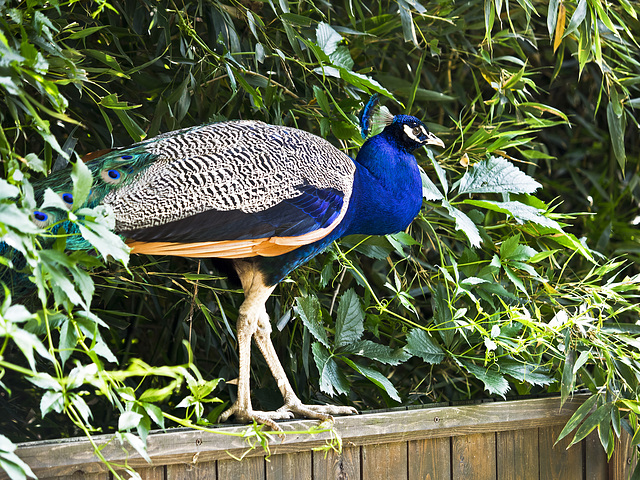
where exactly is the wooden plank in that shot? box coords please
[407,437,450,480]
[496,428,538,480]
[40,473,110,480]
[166,460,216,479]
[539,424,583,480]
[135,466,165,480]
[584,431,607,480]
[362,442,407,480]
[10,396,589,478]
[218,455,264,480]
[313,446,360,480]
[609,429,637,480]
[265,451,312,480]
[451,432,496,480]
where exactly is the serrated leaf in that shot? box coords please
[421,167,444,200]
[311,342,349,396]
[464,199,562,230]
[316,22,343,55]
[41,391,64,417]
[458,359,510,397]
[119,411,143,431]
[406,329,445,364]
[343,358,400,402]
[457,156,541,195]
[345,339,411,365]
[294,295,329,348]
[499,359,555,386]
[443,201,482,248]
[335,289,364,347]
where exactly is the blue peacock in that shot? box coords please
[3,96,444,429]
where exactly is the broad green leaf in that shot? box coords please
[406,329,445,364]
[443,201,482,248]
[458,359,510,397]
[335,289,364,347]
[345,339,411,365]
[294,295,329,348]
[316,23,343,56]
[343,358,400,402]
[499,359,554,386]
[119,411,143,431]
[421,167,444,200]
[457,156,541,195]
[312,342,349,396]
[463,199,562,230]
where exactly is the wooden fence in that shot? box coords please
[7,396,637,480]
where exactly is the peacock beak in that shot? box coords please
[424,131,445,148]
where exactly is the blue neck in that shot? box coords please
[342,133,422,236]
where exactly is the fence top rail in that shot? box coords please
[10,395,588,478]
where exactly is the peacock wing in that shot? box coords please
[99,121,356,258]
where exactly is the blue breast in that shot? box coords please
[258,134,422,284]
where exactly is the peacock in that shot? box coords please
[5,97,444,429]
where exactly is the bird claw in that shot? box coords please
[218,402,357,431]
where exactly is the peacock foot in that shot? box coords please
[218,401,357,431]
[218,403,294,431]
[275,401,358,421]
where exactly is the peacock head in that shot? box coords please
[360,95,444,152]
[386,115,445,152]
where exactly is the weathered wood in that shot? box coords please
[610,429,637,480]
[166,460,216,479]
[362,442,407,480]
[539,424,583,480]
[266,451,312,480]
[584,431,607,480]
[407,437,450,480]
[451,432,496,480]
[12,396,588,477]
[313,446,360,480]
[218,455,264,480]
[40,473,109,480]
[496,428,538,480]
[135,466,165,480]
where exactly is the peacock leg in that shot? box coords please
[253,316,358,420]
[218,262,293,430]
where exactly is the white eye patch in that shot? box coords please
[403,124,429,142]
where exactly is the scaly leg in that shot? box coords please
[218,263,290,430]
[218,260,357,429]
[253,314,358,420]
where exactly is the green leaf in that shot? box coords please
[345,339,411,365]
[499,359,554,386]
[343,358,400,402]
[458,359,510,397]
[443,201,482,248]
[463,199,562,230]
[406,329,445,364]
[457,156,541,195]
[40,391,64,417]
[571,403,613,446]
[607,101,626,170]
[556,394,599,444]
[294,295,329,348]
[311,342,349,396]
[562,0,587,39]
[316,23,343,56]
[421,167,444,201]
[119,411,143,431]
[335,289,364,347]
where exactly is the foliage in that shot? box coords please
[1,0,640,478]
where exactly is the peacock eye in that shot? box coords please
[412,126,423,137]
[61,192,73,205]
[101,168,123,185]
[31,210,51,227]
